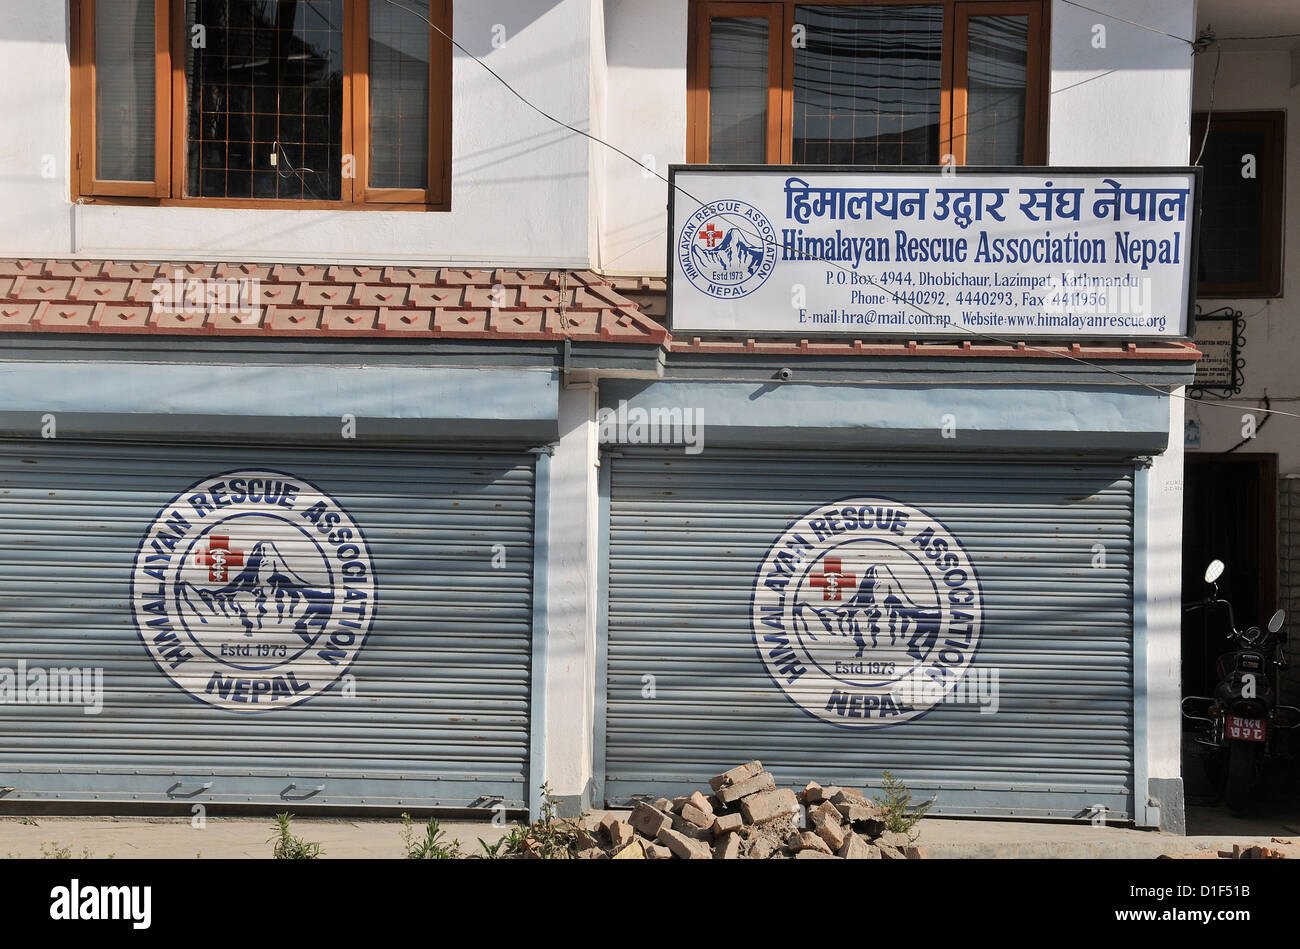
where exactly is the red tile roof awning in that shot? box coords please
[0,260,666,344]
[0,260,1200,361]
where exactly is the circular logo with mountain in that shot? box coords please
[130,470,376,712]
[677,199,777,299]
[751,497,983,729]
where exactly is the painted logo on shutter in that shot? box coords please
[751,497,983,729]
[130,470,376,712]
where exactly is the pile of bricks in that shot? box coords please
[1216,843,1287,859]
[1161,840,1291,860]
[576,761,927,860]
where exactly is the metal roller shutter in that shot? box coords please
[603,449,1135,820]
[0,439,535,809]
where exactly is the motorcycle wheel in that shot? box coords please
[1226,743,1258,815]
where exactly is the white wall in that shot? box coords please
[0,0,593,267]
[1190,49,1300,474]
[589,0,608,269]
[1148,394,1188,792]
[600,0,688,276]
[1045,0,1198,796]
[544,385,600,809]
[1049,0,1195,165]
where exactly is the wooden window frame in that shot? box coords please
[1192,110,1285,299]
[74,0,172,197]
[70,0,452,211]
[687,0,1049,166]
[951,1,1044,166]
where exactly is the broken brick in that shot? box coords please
[830,788,867,807]
[838,834,881,860]
[680,802,713,830]
[795,831,832,855]
[609,821,635,848]
[712,813,744,837]
[877,831,910,850]
[714,834,742,860]
[629,801,673,839]
[717,771,776,805]
[741,788,798,825]
[811,801,841,827]
[657,826,712,860]
[687,791,715,819]
[814,816,847,852]
[709,760,764,792]
[670,813,713,841]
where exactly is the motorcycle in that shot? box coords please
[1181,559,1300,814]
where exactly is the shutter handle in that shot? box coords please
[280,783,325,800]
[165,781,213,798]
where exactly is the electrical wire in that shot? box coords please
[1214,394,1272,456]
[1057,2,1300,51]
[375,0,1300,428]
[1193,44,1221,166]
[1216,31,1300,42]
[1056,0,1196,46]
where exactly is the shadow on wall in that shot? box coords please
[454,0,567,57]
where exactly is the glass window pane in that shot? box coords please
[965,15,1028,165]
[185,0,345,200]
[95,0,156,181]
[793,5,943,166]
[370,0,431,190]
[709,17,770,164]
[1198,128,1266,285]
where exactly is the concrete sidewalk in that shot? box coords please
[1,808,1296,859]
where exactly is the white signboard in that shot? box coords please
[668,167,1198,338]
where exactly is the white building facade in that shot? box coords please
[0,0,1237,833]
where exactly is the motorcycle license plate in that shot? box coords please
[1226,715,1266,742]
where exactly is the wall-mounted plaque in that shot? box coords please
[1190,306,1244,397]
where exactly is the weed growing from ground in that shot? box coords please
[269,813,322,859]
[871,770,935,843]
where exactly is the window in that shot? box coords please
[1192,111,1284,298]
[71,0,451,209]
[688,0,1047,166]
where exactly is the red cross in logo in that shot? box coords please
[195,534,244,584]
[698,222,723,247]
[809,557,856,601]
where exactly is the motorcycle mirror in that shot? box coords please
[1269,609,1286,633]
[1204,560,1225,584]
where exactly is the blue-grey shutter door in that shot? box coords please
[603,449,1135,820]
[0,439,534,808]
